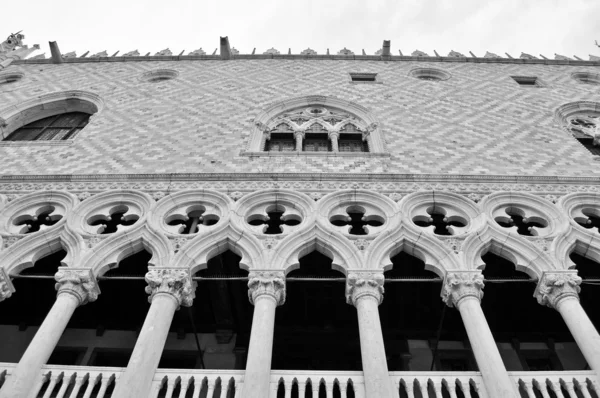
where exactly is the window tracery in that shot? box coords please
[5,112,91,142]
[567,112,600,155]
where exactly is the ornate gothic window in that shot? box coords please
[243,96,385,156]
[5,112,91,141]
[556,102,600,156]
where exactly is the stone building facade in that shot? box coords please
[0,37,600,397]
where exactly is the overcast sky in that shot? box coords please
[7,0,600,59]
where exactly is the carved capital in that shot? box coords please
[145,268,196,308]
[247,271,286,306]
[441,271,484,307]
[346,272,385,306]
[294,130,306,138]
[0,267,15,302]
[535,271,581,309]
[54,268,100,306]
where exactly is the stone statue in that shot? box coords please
[0,31,25,53]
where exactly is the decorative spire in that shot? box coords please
[554,53,572,60]
[447,50,465,57]
[123,49,140,57]
[520,52,537,60]
[62,51,76,58]
[337,47,354,55]
[301,48,317,55]
[189,48,206,56]
[411,50,428,57]
[0,31,25,53]
[263,47,280,55]
[154,48,172,56]
[484,51,502,58]
[90,50,108,58]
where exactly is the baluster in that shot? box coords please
[31,372,51,398]
[55,373,75,398]
[298,381,306,398]
[96,374,114,398]
[326,381,333,397]
[548,379,566,398]
[206,379,216,398]
[234,380,243,398]
[270,380,279,398]
[534,380,551,398]
[42,372,63,398]
[311,382,318,398]
[340,382,347,398]
[562,380,577,398]
[404,382,415,398]
[195,377,207,398]
[165,377,177,398]
[180,376,191,398]
[520,379,535,398]
[69,374,88,398]
[431,381,443,398]
[445,380,458,398]
[82,374,101,398]
[284,378,291,398]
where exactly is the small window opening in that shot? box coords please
[350,73,378,83]
[339,133,367,152]
[303,133,330,152]
[267,133,295,152]
[511,76,542,87]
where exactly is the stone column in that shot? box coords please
[260,131,271,151]
[329,131,340,152]
[294,131,305,151]
[0,268,99,398]
[535,271,600,381]
[112,268,196,398]
[442,271,518,397]
[241,271,286,398]
[0,267,15,302]
[346,272,396,398]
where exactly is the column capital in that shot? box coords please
[441,270,484,307]
[293,130,306,138]
[345,272,385,306]
[248,271,286,305]
[328,131,340,138]
[0,267,15,302]
[534,270,582,309]
[54,267,100,306]
[145,268,196,308]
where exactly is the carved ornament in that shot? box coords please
[54,268,100,305]
[441,271,484,307]
[145,268,196,307]
[247,271,286,305]
[535,271,582,309]
[0,267,15,302]
[345,272,385,306]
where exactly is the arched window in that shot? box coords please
[5,112,91,141]
[0,91,102,143]
[556,101,600,156]
[243,96,386,156]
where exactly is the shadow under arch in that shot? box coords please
[273,251,362,371]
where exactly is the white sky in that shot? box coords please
[7,0,600,59]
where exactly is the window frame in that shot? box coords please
[4,112,91,142]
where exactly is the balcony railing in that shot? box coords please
[1,362,599,397]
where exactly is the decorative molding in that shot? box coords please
[0,267,15,302]
[353,239,370,251]
[535,271,582,309]
[145,268,196,307]
[247,271,286,305]
[441,271,484,307]
[2,235,22,249]
[262,237,279,250]
[54,267,100,305]
[345,272,385,306]
[441,237,463,254]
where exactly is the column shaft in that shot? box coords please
[112,294,179,398]
[556,297,600,376]
[457,297,517,397]
[355,296,396,398]
[242,295,277,398]
[0,294,79,398]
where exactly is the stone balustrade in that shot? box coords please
[2,363,599,398]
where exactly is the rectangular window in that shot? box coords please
[304,133,330,151]
[511,76,543,87]
[339,133,367,152]
[267,133,295,151]
[349,73,380,84]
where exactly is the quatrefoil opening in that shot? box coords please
[87,205,140,234]
[412,206,467,236]
[329,205,385,236]
[247,204,302,235]
[573,208,600,233]
[12,205,63,234]
[494,207,548,236]
[165,205,220,234]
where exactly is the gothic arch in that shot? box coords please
[0,90,103,140]
[246,95,384,153]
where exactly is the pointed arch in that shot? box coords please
[461,223,554,278]
[82,223,171,276]
[0,224,84,275]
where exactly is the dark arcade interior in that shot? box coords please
[1,246,599,375]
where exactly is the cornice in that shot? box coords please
[12,55,600,67]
